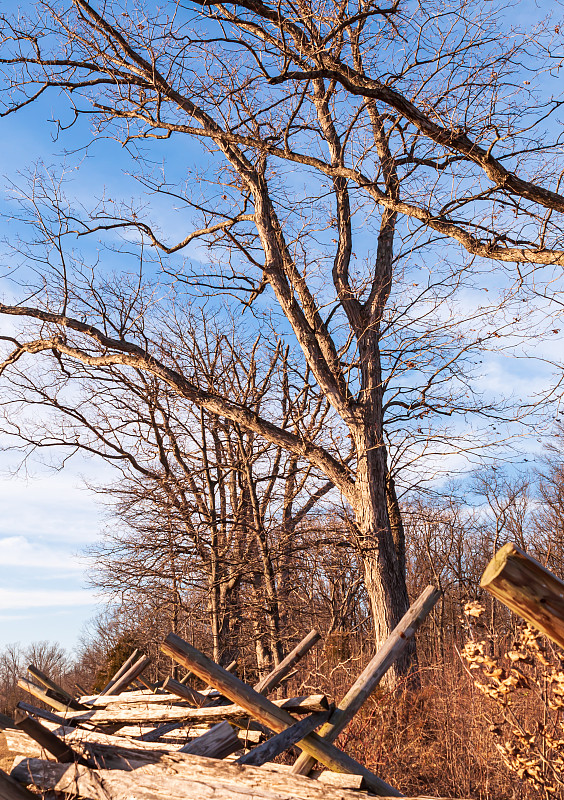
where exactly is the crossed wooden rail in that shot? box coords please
[2,585,441,800]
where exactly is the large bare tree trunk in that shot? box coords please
[385,474,418,682]
[351,331,414,686]
[353,436,410,685]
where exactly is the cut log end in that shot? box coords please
[480,542,523,588]
[480,542,564,651]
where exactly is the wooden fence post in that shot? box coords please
[292,584,441,775]
[161,633,402,797]
[481,542,564,648]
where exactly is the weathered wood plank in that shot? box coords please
[0,767,37,800]
[11,754,419,800]
[137,720,184,742]
[27,665,84,711]
[179,721,241,759]
[163,676,207,707]
[481,542,564,648]
[98,649,140,695]
[17,678,70,713]
[64,694,330,726]
[16,701,76,729]
[13,712,80,764]
[292,584,441,775]
[5,719,254,777]
[5,720,251,761]
[4,726,177,760]
[80,690,180,707]
[236,711,329,766]
[133,685,204,742]
[161,633,401,796]
[106,655,151,696]
[260,764,367,788]
[317,771,366,789]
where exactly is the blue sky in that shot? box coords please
[1,0,563,658]
[0,468,104,651]
[0,97,120,654]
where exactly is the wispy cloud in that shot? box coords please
[0,536,84,570]
[0,473,104,545]
[0,587,98,610]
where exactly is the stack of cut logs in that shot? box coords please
[0,586,442,800]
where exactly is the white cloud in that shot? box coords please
[0,536,83,570]
[0,472,104,545]
[0,587,98,610]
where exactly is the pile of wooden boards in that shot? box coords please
[0,585,441,800]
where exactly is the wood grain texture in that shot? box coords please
[27,666,83,710]
[64,695,329,726]
[161,633,401,796]
[481,542,564,648]
[16,679,70,714]
[11,754,445,800]
[163,676,207,707]
[179,721,241,759]
[13,713,80,764]
[81,690,184,707]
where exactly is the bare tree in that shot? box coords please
[534,425,564,578]
[0,640,69,715]
[1,0,563,680]
[0,312,336,672]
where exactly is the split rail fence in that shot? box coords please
[0,586,444,800]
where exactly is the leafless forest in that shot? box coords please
[2,0,564,796]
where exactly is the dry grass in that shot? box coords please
[0,647,554,800]
[283,644,550,800]
[341,672,511,799]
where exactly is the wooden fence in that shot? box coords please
[1,585,442,800]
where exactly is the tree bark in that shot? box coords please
[352,333,411,685]
[386,473,418,680]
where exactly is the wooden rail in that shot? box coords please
[13,711,82,765]
[27,665,84,710]
[106,655,151,696]
[64,694,330,726]
[481,542,564,648]
[161,633,401,796]
[237,711,330,766]
[99,649,141,695]
[11,753,407,800]
[163,676,207,707]
[16,678,70,714]
[292,584,441,775]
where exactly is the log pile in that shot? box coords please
[1,585,442,800]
